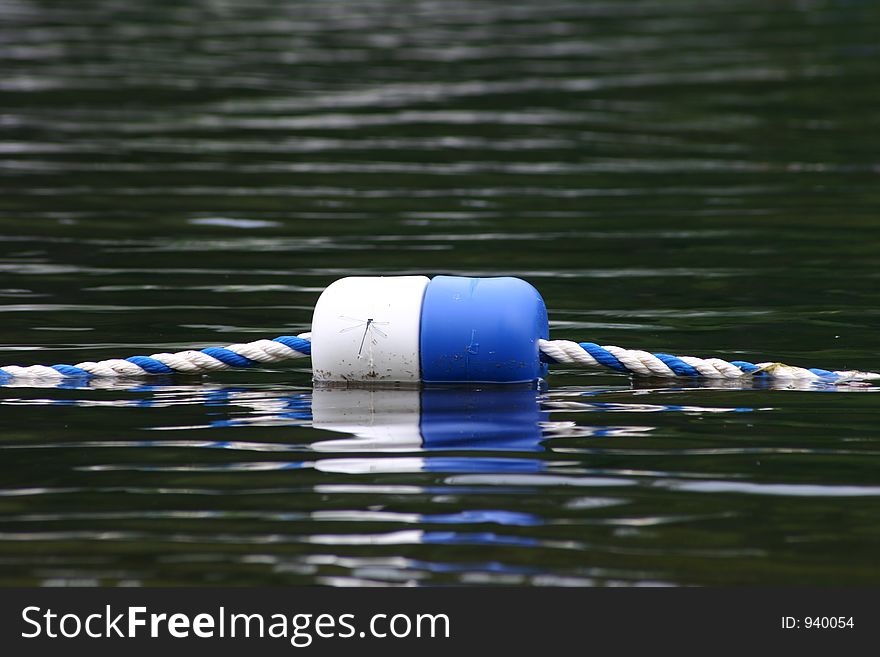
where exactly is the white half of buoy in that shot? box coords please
[310,275,429,383]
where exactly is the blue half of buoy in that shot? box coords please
[419,275,549,384]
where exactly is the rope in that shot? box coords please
[1,332,877,384]
[0,334,311,381]
[537,339,880,384]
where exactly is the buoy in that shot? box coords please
[310,275,549,384]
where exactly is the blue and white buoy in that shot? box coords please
[310,275,549,384]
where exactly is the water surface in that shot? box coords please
[1,0,879,586]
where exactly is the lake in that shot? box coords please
[0,0,879,586]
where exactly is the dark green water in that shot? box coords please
[1,0,879,586]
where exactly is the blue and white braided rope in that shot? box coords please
[0,334,311,381]
[538,339,880,383]
[1,333,878,384]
